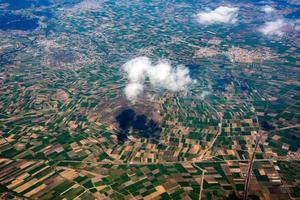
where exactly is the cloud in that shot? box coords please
[259,19,287,36]
[261,5,276,14]
[147,62,192,91]
[293,19,300,31]
[65,0,103,13]
[123,56,150,83]
[196,6,239,25]
[122,57,193,102]
[124,83,144,102]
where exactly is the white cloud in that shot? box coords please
[124,83,144,102]
[293,19,300,31]
[147,62,192,91]
[122,57,194,102]
[66,0,103,13]
[261,5,276,14]
[196,6,239,25]
[123,56,150,83]
[259,19,287,36]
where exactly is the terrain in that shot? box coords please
[0,0,299,199]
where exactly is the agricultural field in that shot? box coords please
[0,0,299,199]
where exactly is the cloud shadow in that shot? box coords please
[115,109,161,144]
